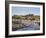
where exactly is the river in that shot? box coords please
[12,22,40,31]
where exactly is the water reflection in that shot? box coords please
[12,21,40,31]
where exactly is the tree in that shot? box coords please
[15,16,21,19]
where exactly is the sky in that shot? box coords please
[12,7,40,16]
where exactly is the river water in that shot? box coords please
[16,23,40,31]
[12,23,40,31]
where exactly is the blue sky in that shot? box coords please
[12,7,40,16]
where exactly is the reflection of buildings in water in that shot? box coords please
[32,20,40,26]
[12,19,40,31]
